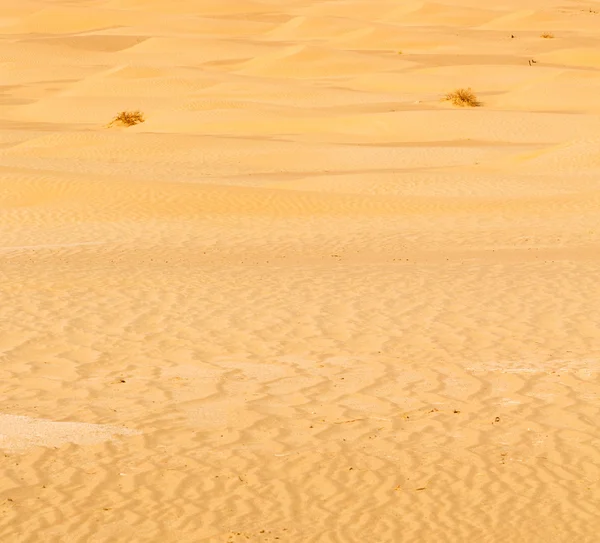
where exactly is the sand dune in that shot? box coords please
[1,0,599,542]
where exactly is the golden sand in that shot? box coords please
[1,1,599,541]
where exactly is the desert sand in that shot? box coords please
[1,0,600,541]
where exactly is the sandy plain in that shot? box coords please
[1,0,600,541]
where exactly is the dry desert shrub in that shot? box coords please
[444,88,480,107]
[108,110,145,127]
[540,32,554,39]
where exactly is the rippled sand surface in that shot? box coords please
[1,1,600,541]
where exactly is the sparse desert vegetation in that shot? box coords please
[108,110,145,127]
[444,88,480,107]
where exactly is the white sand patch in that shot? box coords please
[0,414,140,452]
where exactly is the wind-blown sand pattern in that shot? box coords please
[1,0,600,541]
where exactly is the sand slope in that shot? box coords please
[1,0,599,541]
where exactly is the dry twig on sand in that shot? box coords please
[107,110,145,127]
[444,88,480,107]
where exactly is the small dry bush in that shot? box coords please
[108,110,145,127]
[444,88,480,107]
[540,32,554,39]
